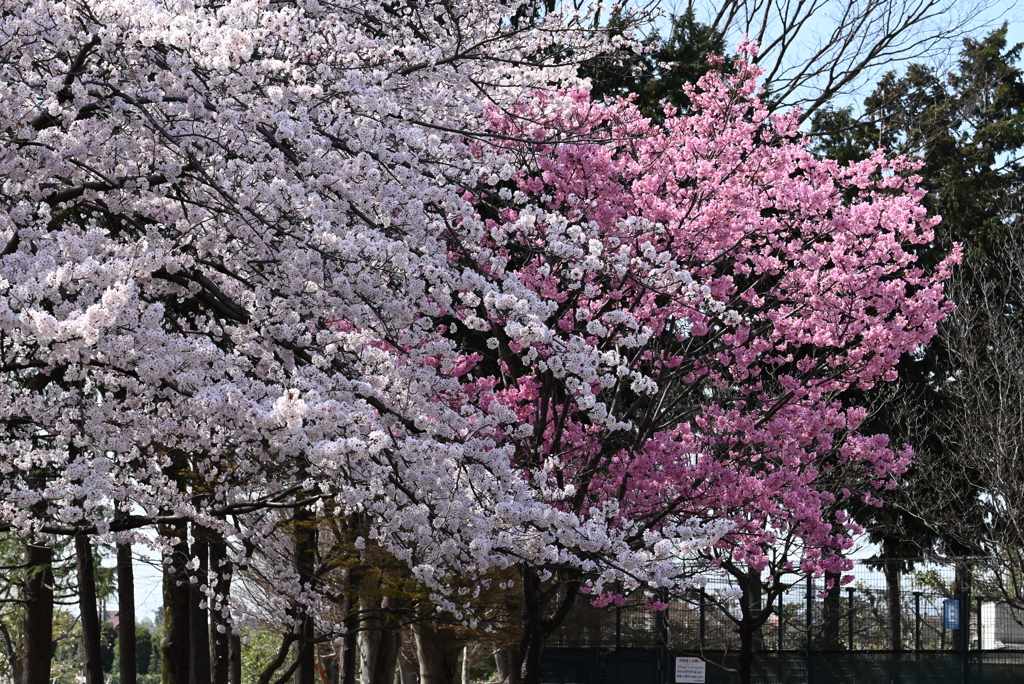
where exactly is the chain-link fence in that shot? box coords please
[544,560,1024,683]
[541,649,1024,684]
[549,561,1024,652]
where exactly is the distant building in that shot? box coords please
[981,603,1024,649]
[101,609,120,629]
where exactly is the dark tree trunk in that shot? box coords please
[516,568,579,684]
[358,592,400,684]
[360,625,399,684]
[118,541,138,684]
[210,538,232,684]
[494,647,521,684]
[882,545,902,651]
[518,623,545,681]
[749,570,763,651]
[736,569,763,684]
[338,567,360,684]
[294,506,318,684]
[257,633,300,684]
[397,631,419,684]
[323,651,341,684]
[162,523,192,684]
[76,534,105,684]
[190,529,212,684]
[0,621,23,684]
[413,623,460,684]
[230,633,242,684]
[952,564,972,652]
[822,570,842,648]
[23,540,54,684]
[341,626,358,684]
[738,623,755,684]
[517,577,546,684]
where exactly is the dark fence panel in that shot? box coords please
[544,561,1024,682]
[549,562,1023,653]
[541,649,1024,684]
[539,648,597,684]
[604,648,662,684]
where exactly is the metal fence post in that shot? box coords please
[699,590,706,651]
[658,591,670,684]
[847,588,855,651]
[961,579,970,684]
[976,597,982,651]
[914,591,922,652]
[661,589,670,648]
[806,575,813,684]
[615,600,622,650]
[778,591,784,650]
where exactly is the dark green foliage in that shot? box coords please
[101,621,118,674]
[130,626,153,676]
[811,26,1024,560]
[811,26,1024,252]
[148,624,161,676]
[807,107,875,167]
[581,9,728,120]
[94,564,116,605]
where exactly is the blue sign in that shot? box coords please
[944,599,960,629]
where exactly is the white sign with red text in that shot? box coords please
[675,657,706,683]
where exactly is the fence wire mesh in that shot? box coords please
[541,650,1024,684]
[548,560,1024,655]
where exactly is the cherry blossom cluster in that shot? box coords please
[0,0,952,633]
[0,0,692,629]
[465,44,958,587]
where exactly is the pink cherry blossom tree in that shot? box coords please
[0,1,953,683]
[0,1,701,682]
[457,46,958,683]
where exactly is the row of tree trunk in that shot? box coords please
[17,515,505,684]
[17,511,597,684]
[19,522,243,684]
